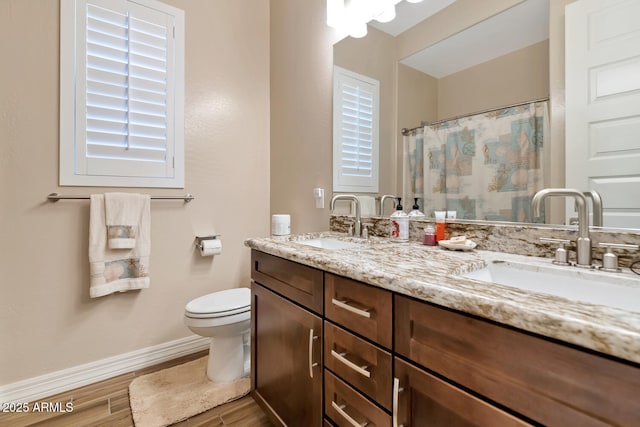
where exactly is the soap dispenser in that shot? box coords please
[408,198,425,219]
[390,197,409,242]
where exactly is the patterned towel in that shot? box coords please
[105,192,147,248]
[89,194,151,298]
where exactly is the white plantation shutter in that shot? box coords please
[333,66,379,193]
[60,0,184,187]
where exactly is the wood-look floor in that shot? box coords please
[0,351,273,427]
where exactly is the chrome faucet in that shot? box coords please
[330,194,362,237]
[531,188,592,267]
[379,195,397,216]
[583,190,603,227]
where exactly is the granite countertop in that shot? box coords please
[245,232,640,365]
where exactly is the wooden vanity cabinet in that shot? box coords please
[251,250,640,426]
[395,294,640,426]
[251,251,323,427]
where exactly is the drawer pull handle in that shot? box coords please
[331,298,371,318]
[331,350,371,378]
[331,401,368,427]
[308,329,318,378]
[393,377,405,427]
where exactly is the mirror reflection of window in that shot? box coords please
[333,66,380,194]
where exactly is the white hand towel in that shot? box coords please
[105,192,146,249]
[357,195,377,217]
[89,194,151,298]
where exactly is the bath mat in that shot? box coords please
[129,356,250,427]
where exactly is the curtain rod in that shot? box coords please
[47,193,194,203]
[401,96,549,136]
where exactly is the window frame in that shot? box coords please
[332,66,380,193]
[59,0,185,188]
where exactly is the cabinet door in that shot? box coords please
[394,358,530,427]
[395,295,640,426]
[252,282,322,427]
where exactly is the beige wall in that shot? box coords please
[269,0,336,234]
[438,40,549,120]
[397,64,438,131]
[0,0,270,384]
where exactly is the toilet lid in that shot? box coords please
[185,288,250,317]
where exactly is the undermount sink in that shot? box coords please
[460,260,640,312]
[295,237,362,250]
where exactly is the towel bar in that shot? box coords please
[47,193,194,203]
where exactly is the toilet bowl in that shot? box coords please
[184,288,251,383]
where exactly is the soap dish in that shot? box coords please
[438,239,477,251]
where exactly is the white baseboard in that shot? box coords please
[0,335,209,404]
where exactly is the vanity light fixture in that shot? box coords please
[327,0,423,38]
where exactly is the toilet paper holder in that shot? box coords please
[195,235,221,250]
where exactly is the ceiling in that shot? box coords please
[368,0,550,78]
[368,0,457,37]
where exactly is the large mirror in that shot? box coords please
[332,0,640,231]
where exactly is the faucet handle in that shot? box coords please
[362,223,373,239]
[539,237,571,265]
[598,243,640,272]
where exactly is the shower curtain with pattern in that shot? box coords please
[404,101,549,222]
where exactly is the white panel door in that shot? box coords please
[565,0,640,228]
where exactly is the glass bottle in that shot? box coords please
[423,225,436,246]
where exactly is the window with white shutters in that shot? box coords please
[60,0,184,188]
[333,66,379,193]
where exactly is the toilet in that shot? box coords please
[184,287,251,383]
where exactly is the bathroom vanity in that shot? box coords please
[250,251,323,426]
[246,234,640,426]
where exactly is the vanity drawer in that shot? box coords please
[325,274,392,349]
[395,295,640,427]
[324,370,390,427]
[324,321,392,410]
[251,250,323,314]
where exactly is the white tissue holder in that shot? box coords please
[195,235,221,250]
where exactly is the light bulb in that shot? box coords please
[374,5,396,23]
[326,0,343,27]
[348,21,368,38]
